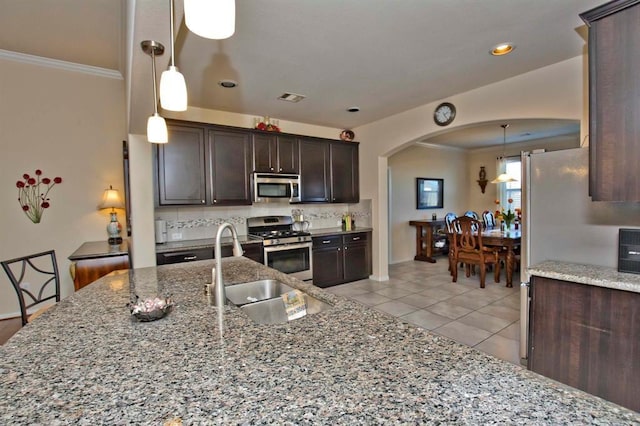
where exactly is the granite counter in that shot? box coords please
[528,260,640,294]
[1,258,638,424]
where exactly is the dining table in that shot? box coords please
[480,227,521,287]
[448,226,521,288]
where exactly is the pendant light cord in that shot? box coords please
[151,49,159,115]
[169,0,176,67]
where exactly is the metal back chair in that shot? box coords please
[464,210,480,220]
[482,210,496,229]
[444,212,458,232]
[1,250,61,326]
[450,217,500,288]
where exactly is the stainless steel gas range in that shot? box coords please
[247,216,313,281]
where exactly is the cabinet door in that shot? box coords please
[277,135,299,173]
[299,138,330,202]
[581,2,640,201]
[253,133,276,172]
[208,129,252,205]
[156,125,206,205]
[342,233,371,282]
[330,142,359,203]
[312,246,343,287]
[242,243,264,264]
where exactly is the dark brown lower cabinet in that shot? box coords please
[528,276,639,412]
[312,232,371,288]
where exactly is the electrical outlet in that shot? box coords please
[336,220,342,226]
[172,233,182,240]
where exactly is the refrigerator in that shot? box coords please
[519,147,640,360]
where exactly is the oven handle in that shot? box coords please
[289,181,295,203]
[264,242,313,253]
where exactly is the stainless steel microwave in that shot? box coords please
[253,173,301,203]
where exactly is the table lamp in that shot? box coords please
[98,185,125,244]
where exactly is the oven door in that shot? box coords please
[263,242,312,281]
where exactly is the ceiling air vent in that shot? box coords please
[277,93,306,103]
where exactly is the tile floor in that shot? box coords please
[324,257,524,365]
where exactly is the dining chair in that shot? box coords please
[463,210,480,220]
[449,216,501,288]
[482,210,496,229]
[444,212,458,232]
[1,250,61,326]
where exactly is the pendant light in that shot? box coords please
[141,40,168,144]
[184,0,236,40]
[491,124,517,183]
[160,0,188,111]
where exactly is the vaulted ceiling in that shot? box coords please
[1,0,602,145]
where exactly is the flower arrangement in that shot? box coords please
[16,169,62,223]
[254,116,280,132]
[495,198,516,227]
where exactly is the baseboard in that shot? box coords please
[0,311,21,321]
[369,274,389,282]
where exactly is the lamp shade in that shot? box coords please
[98,186,125,210]
[491,173,517,184]
[185,0,236,39]
[160,66,188,111]
[147,113,168,143]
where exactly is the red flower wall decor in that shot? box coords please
[16,169,62,223]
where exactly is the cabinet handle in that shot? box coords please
[344,246,348,250]
[183,255,197,260]
[338,248,341,251]
[279,167,283,172]
[213,199,217,203]
[201,200,205,204]
[352,237,361,241]
[322,240,332,244]
[270,167,274,171]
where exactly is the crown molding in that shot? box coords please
[0,49,122,80]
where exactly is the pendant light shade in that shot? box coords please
[141,40,168,144]
[491,124,517,183]
[185,0,236,39]
[160,0,188,111]
[147,113,168,143]
[160,66,187,111]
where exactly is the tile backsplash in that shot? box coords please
[154,200,372,242]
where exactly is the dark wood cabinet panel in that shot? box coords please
[581,0,640,201]
[299,138,331,202]
[253,133,299,173]
[330,142,359,203]
[312,232,371,287]
[312,237,344,288]
[73,255,130,291]
[299,138,359,203]
[156,124,206,205]
[528,276,640,412]
[208,129,252,205]
[241,243,264,264]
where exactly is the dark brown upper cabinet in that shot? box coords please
[155,121,251,206]
[299,138,359,203]
[155,123,207,205]
[253,133,299,174]
[207,128,252,206]
[581,0,640,201]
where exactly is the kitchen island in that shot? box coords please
[1,258,638,424]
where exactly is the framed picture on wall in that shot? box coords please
[416,178,443,209]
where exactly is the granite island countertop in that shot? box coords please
[1,258,638,424]
[529,260,640,294]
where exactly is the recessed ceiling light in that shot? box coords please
[218,79,238,88]
[346,106,360,113]
[490,43,515,56]
[277,93,306,102]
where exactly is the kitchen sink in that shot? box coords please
[240,293,333,324]
[225,279,295,306]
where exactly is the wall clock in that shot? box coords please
[433,102,456,126]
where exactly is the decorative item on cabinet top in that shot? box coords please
[254,116,280,132]
[340,129,355,141]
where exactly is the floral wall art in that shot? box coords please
[15,169,62,224]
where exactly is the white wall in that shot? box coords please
[0,57,126,318]
[354,56,587,281]
[388,145,468,264]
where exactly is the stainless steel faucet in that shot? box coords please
[212,222,244,310]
